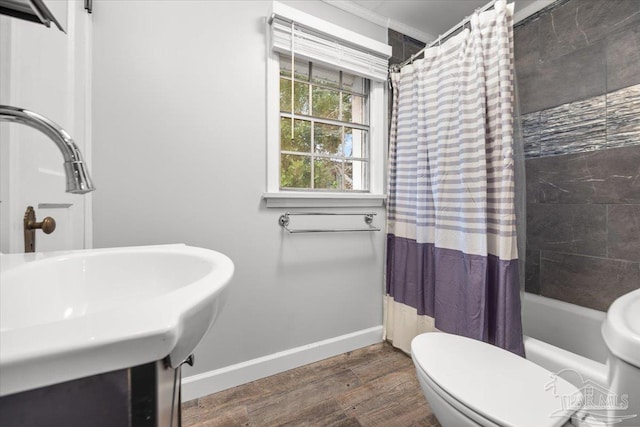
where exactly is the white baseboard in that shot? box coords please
[181,325,383,402]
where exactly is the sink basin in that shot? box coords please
[0,244,234,396]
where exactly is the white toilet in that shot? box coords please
[411,289,640,427]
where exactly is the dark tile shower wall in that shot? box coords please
[515,0,640,311]
[388,29,425,66]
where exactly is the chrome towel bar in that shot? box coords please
[278,212,381,234]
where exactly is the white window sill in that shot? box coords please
[263,192,386,208]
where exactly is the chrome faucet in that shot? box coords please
[0,105,95,194]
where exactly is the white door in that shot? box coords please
[0,1,92,254]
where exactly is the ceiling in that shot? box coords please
[324,0,554,42]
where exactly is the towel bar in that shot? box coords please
[278,212,380,233]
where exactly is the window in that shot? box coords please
[279,55,370,191]
[265,2,391,207]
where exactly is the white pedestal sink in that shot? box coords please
[0,244,234,397]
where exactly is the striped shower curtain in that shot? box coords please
[385,0,524,356]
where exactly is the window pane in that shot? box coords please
[314,159,343,190]
[281,154,311,189]
[342,93,352,123]
[342,73,366,94]
[311,63,340,88]
[293,82,309,114]
[280,78,291,113]
[344,160,368,191]
[279,55,309,80]
[312,86,340,120]
[343,128,367,158]
[281,118,311,153]
[314,123,341,156]
[342,93,367,124]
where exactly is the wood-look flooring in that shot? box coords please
[181,342,442,427]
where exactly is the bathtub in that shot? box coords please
[522,292,609,388]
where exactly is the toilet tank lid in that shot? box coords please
[411,332,581,427]
[602,288,640,368]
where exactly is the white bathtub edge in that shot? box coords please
[523,292,609,363]
[180,325,384,402]
[524,335,608,388]
[524,292,606,322]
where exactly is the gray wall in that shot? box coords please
[515,0,640,311]
[91,0,387,379]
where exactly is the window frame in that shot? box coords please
[264,4,388,208]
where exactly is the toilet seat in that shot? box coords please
[412,333,581,427]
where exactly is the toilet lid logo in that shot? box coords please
[545,369,637,426]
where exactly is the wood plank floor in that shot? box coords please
[182,342,442,427]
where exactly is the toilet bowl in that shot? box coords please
[601,288,640,426]
[411,289,640,427]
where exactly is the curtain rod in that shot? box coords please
[391,0,499,71]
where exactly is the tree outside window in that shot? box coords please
[279,55,369,192]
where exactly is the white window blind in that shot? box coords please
[270,3,391,82]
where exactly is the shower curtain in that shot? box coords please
[385,0,524,356]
